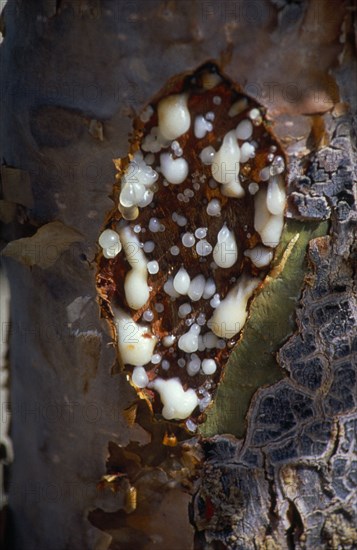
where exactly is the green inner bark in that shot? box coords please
[200,219,329,438]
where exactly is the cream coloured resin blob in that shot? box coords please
[97,63,287,427]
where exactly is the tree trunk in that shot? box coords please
[1,1,356,549]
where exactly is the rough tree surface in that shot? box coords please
[0,1,356,549]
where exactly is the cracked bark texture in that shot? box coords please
[0,1,356,549]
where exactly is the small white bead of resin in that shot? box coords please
[188,274,206,301]
[160,153,188,185]
[178,303,192,318]
[164,277,180,298]
[202,359,217,375]
[236,119,253,140]
[240,142,256,163]
[99,229,121,249]
[211,130,240,184]
[244,246,273,268]
[199,145,216,165]
[182,232,195,247]
[157,93,191,140]
[147,260,159,274]
[132,366,149,388]
[266,175,286,215]
[187,354,201,376]
[213,225,238,268]
[195,227,208,239]
[173,267,191,295]
[203,278,216,299]
[194,115,213,139]
[162,334,175,347]
[206,198,221,217]
[196,240,213,257]
[115,309,157,366]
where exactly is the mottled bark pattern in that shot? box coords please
[192,126,357,549]
[0,0,356,549]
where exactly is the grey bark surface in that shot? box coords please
[0,1,356,549]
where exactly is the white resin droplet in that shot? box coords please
[197,312,206,326]
[240,142,256,163]
[248,182,259,195]
[147,260,159,274]
[202,359,217,375]
[174,213,188,227]
[187,354,201,377]
[162,334,176,347]
[254,188,271,234]
[213,225,238,268]
[202,332,218,349]
[199,145,216,165]
[210,293,221,309]
[194,115,213,139]
[164,277,180,298]
[103,246,121,259]
[249,108,261,122]
[178,303,192,318]
[124,270,150,310]
[182,232,195,248]
[114,308,157,366]
[173,267,190,295]
[162,360,170,370]
[178,324,200,353]
[188,274,206,302]
[196,240,213,257]
[143,240,155,253]
[254,188,284,248]
[208,275,260,338]
[171,140,183,157]
[206,198,221,217]
[244,246,273,268]
[195,227,208,239]
[142,309,154,322]
[132,366,149,388]
[157,94,191,140]
[211,130,240,184]
[160,153,188,185]
[220,178,245,198]
[151,378,198,420]
[151,353,161,365]
[119,153,158,208]
[260,167,271,181]
[141,126,170,154]
[149,217,161,232]
[236,119,253,140]
[260,214,284,248]
[203,278,216,299]
[266,175,286,215]
[119,226,149,310]
[99,229,121,250]
[170,245,180,256]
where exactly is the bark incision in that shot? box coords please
[0,1,356,549]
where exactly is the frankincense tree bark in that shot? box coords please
[0,1,356,549]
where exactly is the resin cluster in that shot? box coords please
[97,64,287,430]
